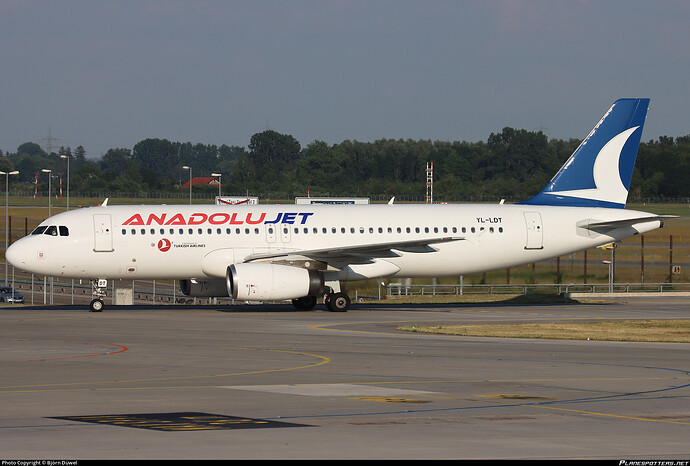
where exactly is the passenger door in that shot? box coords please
[93,214,114,252]
[523,212,543,250]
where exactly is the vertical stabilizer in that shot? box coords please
[521,98,649,208]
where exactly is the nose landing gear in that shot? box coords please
[90,278,108,312]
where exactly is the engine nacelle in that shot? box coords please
[227,263,324,301]
[179,278,230,297]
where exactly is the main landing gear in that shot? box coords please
[290,292,351,312]
[324,292,351,312]
[322,279,351,312]
[291,295,317,310]
[291,280,352,312]
[90,278,107,312]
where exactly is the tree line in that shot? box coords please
[1,129,689,201]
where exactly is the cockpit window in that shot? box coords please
[30,225,69,236]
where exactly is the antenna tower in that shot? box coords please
[426,161,433,204]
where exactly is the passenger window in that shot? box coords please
[59,226,69,236]
[122,229,126,235]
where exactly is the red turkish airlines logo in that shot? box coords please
[157,238,171,252]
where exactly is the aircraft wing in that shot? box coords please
[244,236,465,263]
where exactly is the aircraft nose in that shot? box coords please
[6,240,27,268]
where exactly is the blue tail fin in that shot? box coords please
[521,98,649,208]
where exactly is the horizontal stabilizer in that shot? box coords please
[580,215,677,232]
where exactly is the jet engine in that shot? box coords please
[179,278,229,297]
[227,263,324,301]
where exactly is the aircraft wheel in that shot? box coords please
[292,296,317,310]
[89,298,104,312]
[326,292,350,312]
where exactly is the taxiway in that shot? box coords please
[1,298,689,459]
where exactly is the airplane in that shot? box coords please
[6,98,673,312]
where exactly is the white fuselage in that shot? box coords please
[7,203,661,282]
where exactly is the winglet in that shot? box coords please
[521,98,650,208]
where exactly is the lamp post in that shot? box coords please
[60,154,70,211]
[602,260,613,293]
[182,166,192,204]
[41,169,52,217]
[40,169,55,305]
[1,170,19,286]
[211,173,222,198]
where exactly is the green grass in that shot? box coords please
[398,320,690,343]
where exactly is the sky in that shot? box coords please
[1,0,688,158]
